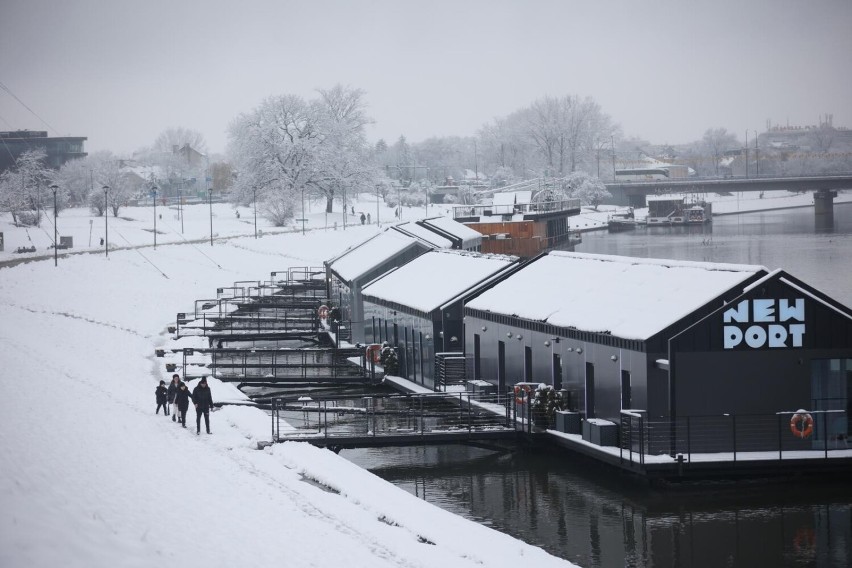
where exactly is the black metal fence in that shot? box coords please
[212,347,368,382]
[270,391,512,442]
[620,409,849,467]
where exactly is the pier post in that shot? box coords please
[813,189,836,216]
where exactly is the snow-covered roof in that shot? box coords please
[391,222,452,248]
[420,216,483,249]
[327,230,424,282]
[466,252,767,340]
[421,217,481,240]
[362,250,518,314]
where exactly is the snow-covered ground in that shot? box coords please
[0,196,574,568]
[1,189,848,567]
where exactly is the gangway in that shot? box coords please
[268,391,530,450]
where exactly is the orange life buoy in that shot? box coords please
[318,305,329,320]
[790,411,814,439]
[365,344,382,364]
[514,384,531,405]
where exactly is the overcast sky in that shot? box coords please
[2,0,850,157]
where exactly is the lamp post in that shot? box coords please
[754,130,759,177]
[376,184,380,227]
[50,184,58,267]
[179,182,184,234]
[342,184,347,230]
[301,186,305,235]
[745,130,749,179]
[253,186,258,239]
[103,185,109,257]
[152,184,158,249]
[208,187,213,246]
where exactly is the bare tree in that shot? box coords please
[702,128,738,176]
[152,127,208,154]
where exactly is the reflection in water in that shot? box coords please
[345,445,852,567]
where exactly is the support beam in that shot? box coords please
[813,189,837,216]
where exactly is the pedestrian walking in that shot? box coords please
[175,381,191,428]
[167,374,180,421]
[155,380,169,415]
[192,377,214,435]
[367,213,371,224]
[360,212,366,225]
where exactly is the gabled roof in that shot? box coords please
[326,230,425,283]
[391,222,453,248]
[465,252,767,340]
[362,250,518,314]
[419,216,483,249]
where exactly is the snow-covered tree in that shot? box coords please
[152,127,208,154]
[702,128,739,176]
[565,171,611,210]
[0,149,54,226]
[227,85,378,224]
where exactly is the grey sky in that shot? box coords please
[2,0,850,156]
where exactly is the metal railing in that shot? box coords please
[619,409,849,468]
[271,391,514,443]
[452,198,582,220]
[211,347,368,381]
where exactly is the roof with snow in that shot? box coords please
[326,230,425,282]
[391,222,453,248]
[362,250,518,314]
[420,216,483,250]
[466,252,767,340]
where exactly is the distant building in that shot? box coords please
[0,130,87,173]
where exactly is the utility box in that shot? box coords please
[555,411,581,434]
[582,419,618,446]
[59,236,73,249]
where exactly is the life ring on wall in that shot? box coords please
[318,305,329,320]
[790,410,814,439]
[514,384,531,405]
[365,344,382,364]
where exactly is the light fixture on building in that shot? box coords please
[481,326,487,332]
[544,340,551,347]
[425,333,432,340]
[611,355,618,361]
[566,347,573,352]
[450,336,458,342]
[516,334,523,340]
[506,332,512,338]
[576,348,583,354]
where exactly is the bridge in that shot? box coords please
[605,173,852,214]
[265,392,535,451]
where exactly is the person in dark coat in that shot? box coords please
[167,374,180,421]
[359,212,366,225]
[174,381,191,428]
[155,380,168,415]
[192,377,214,435]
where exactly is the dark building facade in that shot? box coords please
[0,130,87,172]
[463,252,852,455]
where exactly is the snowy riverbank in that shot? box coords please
[0,200,575,567]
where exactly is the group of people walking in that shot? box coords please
[155,374,214,435]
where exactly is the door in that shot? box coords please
[524,346,533,381]
[498,341,506,401]
[621,370,632,410]
[553,353,562,391]
[585,362,595,419]
[473,334,481,380]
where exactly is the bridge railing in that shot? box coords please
[271,391,513,442]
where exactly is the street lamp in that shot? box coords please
[103,185,109,257]
[301,186,305,235]
[179,182,184,234]
[253,186,258,239]
[208,187,213,246]
[376,184,381,227]
[50,184,58,267]
[152,184,158,249]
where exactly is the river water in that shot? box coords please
[342,204,852,567]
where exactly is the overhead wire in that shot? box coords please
[112,228,169,279]
[151,203,223,269]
